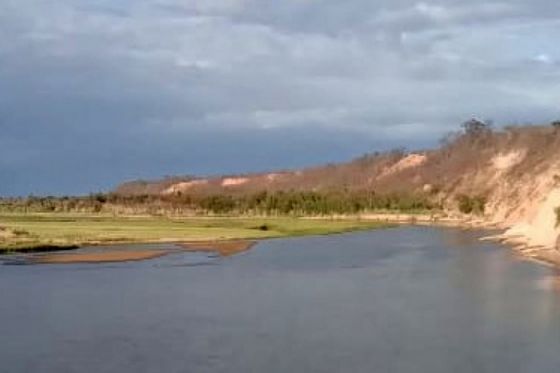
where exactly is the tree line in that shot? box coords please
[0,190,439,216]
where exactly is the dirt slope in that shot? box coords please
[115,124,560,250]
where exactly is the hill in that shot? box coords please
[115,121,560,251]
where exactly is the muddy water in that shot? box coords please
[1,227,560,372]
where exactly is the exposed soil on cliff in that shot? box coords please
[115,124,560,255]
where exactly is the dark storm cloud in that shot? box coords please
[1,0,559,195]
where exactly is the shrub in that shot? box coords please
[555,206,560,227]
[12,229,30,237]
[91,193,107,203]
[457,194,486,215]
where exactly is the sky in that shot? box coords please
[1,0,559,196]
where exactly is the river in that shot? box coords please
[1,226,560,372]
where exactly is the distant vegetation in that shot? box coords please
[0,190,438,216]
[555,206,560,227]
[198,190,437,215]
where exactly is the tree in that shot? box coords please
[461,118,492,137]
[456,194,486,215]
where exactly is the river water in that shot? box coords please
[1,227,560,372]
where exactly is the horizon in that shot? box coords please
[2,1,559,196]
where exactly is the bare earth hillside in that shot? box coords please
[115,124,560,252]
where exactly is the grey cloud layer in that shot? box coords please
[0,0,559,195]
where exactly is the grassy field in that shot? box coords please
[0,213,393,252]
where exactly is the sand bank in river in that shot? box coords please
[32,240,256,264]
[179,240,256,257]
[34,250,170,264]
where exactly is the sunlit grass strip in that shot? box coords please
[0,213,393,252]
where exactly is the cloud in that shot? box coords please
[0,0,559,195]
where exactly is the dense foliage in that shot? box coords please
[197,191,436,215]
[0,190,438,216]
[456,194,486,215]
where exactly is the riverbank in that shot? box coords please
[480,233,560,268]
[352,212,560,268]
[0,213,393,259]
[3,211,559,267]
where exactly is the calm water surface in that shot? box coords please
[2,227,560,372]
